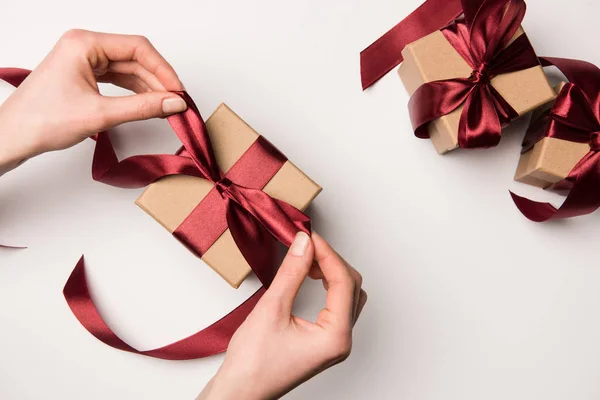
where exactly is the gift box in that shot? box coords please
[514,83,590,188]
[510,57,600,222]
[398,27,556,154]
[136,104,321,288]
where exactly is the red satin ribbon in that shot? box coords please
[0,67,311,359]
[361,0,541,149]
[511,57,600,222]
[359,0,463,90]
[65,256,265,360]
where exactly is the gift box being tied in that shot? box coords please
[84,98,320,358]
[0,65,320,360]
[511,58,600,222]
[360,0,556,154]
[136,104,321,288]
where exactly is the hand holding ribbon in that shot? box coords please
[72,93,313,359]
[0,67,312,359]
[511,58,600,221]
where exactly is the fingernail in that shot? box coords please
[289,232,310,257]
[162,97,187,115]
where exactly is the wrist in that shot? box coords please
[0,108,42,175]
[203,365,265,400]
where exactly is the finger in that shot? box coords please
[93,31,184,91]
[106,61,166,91]
[322,253,362,319]
[312,232,355,330]
[347,266,363,321]
[263,232,314,316]
[309,262,324,280]
[97,72,151,94]
[354,290,368,326]
[97,92,187,129]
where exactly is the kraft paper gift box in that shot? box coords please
[136,104,322,288]
[514,83,591,188]
[398,27,556,154]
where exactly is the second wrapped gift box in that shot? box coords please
[398,12,556,154]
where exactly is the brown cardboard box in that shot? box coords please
[514,83,590,188]
[398,28,556,154]
[136,104,322,288]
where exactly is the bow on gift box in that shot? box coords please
[511,57,600,222]
[0,68,311,359]
[360,0,540,149]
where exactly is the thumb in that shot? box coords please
[264,232,314,315]
[98,92,187,129]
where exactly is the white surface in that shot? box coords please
[1,0,600,399]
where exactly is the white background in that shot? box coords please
[1,0,600,399]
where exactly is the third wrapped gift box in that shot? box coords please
[515,83,591,188]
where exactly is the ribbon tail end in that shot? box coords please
[510,191,557,223]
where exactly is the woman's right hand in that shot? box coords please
[0,29,187,175]
[199,232,367,400]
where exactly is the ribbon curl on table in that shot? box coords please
[0,67,311,359]
[511,57,600,222]
[361,0,541,149]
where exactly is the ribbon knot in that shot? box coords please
[216,177,233,197]
[590,132,600,151]
[470,63,491,84]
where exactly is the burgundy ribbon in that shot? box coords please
[359,0,463,90]
[0,67,311,359]
[361,0,540,149]
[511,57,600,222]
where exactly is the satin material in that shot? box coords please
[64,257,265,360]
[359,0,463,90]
[173,135,311,287]
[0,67,311,359]
[409,0,539,149]
[511,57,600,221]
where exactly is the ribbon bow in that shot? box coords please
[0,67,311,359]
[360,0,540,149]
[511,57,600,222]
